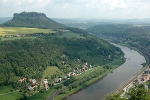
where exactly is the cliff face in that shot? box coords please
[0,12,64,29]
[13,12,46,19]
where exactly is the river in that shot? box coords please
[64,43,146,100]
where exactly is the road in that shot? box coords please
[115,65,149,94]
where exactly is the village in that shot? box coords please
[4,34,25,38]
[18,62,94,92]
[120,66,150,98]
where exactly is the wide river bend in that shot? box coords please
[65,43,146,100]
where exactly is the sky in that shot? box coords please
[0,0,150,19]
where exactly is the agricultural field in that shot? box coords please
[0,27,85,41]
[42,66,64,79]
[0,27,55,36]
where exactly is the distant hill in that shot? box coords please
[86,24,150,37]
[86,24,135,37]
[0,12,64,29]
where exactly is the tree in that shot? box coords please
[105,84,150,100]
[127,85,150,100]
[105,94,127,100]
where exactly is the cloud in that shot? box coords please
[2,0,8,4]
[0,0,150,18]
[1,0,51,7]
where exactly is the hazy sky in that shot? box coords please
[0,0,150,19]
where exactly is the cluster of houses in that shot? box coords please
[121,67,150,98]
[67,64,91,76]
[18,62,93,91]
[54,63,93,83]
[5,34,25,38]
[19,77,49,91]
[19,77,27,83]
[141,67,150,82]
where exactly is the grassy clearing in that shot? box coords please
[0,86,23,100]
[42,66,64,79]
[0,91,23,100]
[0,86,14,94]
[0,27,55,36]
[27,88,55,100]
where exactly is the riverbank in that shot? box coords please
[46,43,146,100]
[54,58,125,100]
[114,42,149,66]
[113,43,150,95]
[25,54,125,100]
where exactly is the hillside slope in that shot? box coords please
[86,24,150,38]
[0,35,123,86]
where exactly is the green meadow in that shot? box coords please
[0,86,23,100]
[42,66,64,79]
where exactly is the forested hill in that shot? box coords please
[86,24,150,38]
[0,35,123,86]
[0,12,64,28]
[86,24,135,37]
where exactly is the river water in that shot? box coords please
[65,44,146,100]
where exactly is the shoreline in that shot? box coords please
[26,56,125,100]
[112,43,150,94]
[28,42,147,100]
[53,59,125,100]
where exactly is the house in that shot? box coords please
[85,66,88,69]
[67,73,71,77]
[85,62,88,65]
[44,84,49,90]
[71,72,76,76]
[16,34,21,37]
[5,35,12,38]
[31,83,36,87]
[43,79,48,84]
[55,79,59,83]
[18,77,27,83]
[63,76,67,80]
[82,67,85,72]
[59,78,62,82]
[90,65,92,68]
[28,86,34,91]
[37,79,42,84]
[32,79,36,84]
